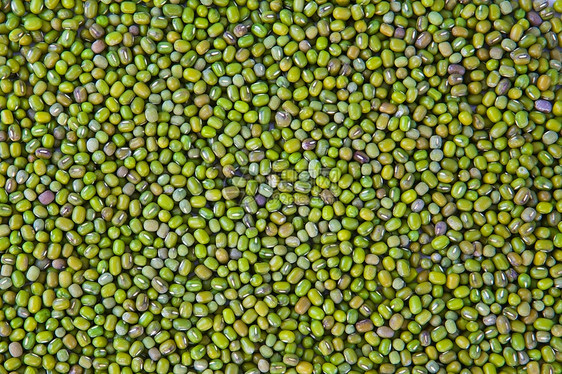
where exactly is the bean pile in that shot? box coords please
[0,0,562,373]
